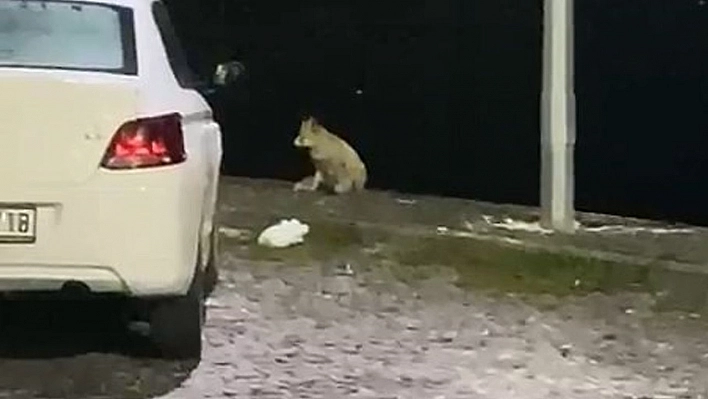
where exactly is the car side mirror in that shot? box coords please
[213,60,246,87]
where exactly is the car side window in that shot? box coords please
[151,1,198,89]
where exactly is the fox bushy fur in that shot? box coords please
[293,116,367,194]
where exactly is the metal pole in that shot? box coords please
[540,0,576,233]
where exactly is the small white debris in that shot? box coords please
[450,231,477,238]
[499,237,524,245]
[395,198,417,205]
[436,226,449,234]
[205,298,226,309]
[257,218,310,248]
[482,216,555,235]
[219,226,250,239]
[574,279,581,287]
[338,263,354,276]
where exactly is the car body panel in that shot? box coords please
[0,75,139,185]
[0,0,223,297]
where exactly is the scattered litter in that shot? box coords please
[335,263,355,276]
[257,218,310,248]
[395,198,417,205]
[219,226,250,239]
[436,226,449,234]
[573,279,581,287]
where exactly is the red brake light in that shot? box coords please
[100,113,186,170]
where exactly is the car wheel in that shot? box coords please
[149,266,204,359]
[203,223,220,298]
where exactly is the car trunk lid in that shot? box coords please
[0,75,139,185]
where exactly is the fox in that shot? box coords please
[293,116,368,194]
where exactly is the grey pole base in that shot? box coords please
[539,0,576,233]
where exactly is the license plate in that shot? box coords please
[0,206,36,243]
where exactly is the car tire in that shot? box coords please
[149,266,204,359]
[203,223,220,298]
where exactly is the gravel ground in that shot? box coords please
[157,252,708,399]
[0,250,707,398]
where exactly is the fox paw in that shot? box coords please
[333,182,353,194]
[293,181,316,192]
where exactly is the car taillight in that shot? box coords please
[100,113,186,170]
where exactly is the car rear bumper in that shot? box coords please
[0,265,126,293]
[0,165,205,297]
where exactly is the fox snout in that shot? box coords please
[294,135,307,147]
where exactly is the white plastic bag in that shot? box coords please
[257,218,310,248]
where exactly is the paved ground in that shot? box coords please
[0,177,706,398]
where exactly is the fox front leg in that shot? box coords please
[293,171,323,192]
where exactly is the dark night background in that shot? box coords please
[163,0,708,226]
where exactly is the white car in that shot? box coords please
[0,0,244,358]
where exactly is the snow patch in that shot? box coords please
[482,216,558,235]
[481,215,695,235]
[582,225,694,234]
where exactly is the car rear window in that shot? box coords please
[0,0,137,75]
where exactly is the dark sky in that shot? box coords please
[575,0,708,224]
[167,0,708,225]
